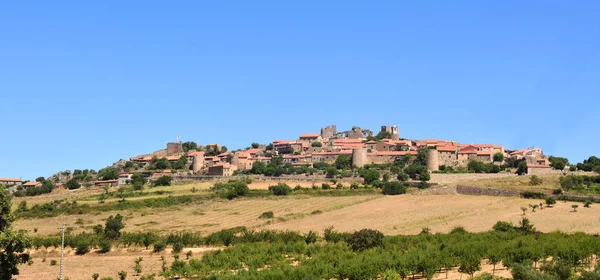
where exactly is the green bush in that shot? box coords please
[382,182,407,195]
[521,191,546,199]
[211,180,250,200]
[75,240,90,255]
[153,242,166,253]
[98,239,111,253]
[268,183,292,196]
[50,260,57,266]
[153,176,172,187]
[172,242,184,254]
[259,211,274,219]
[347,229,384,252]
[545,197,556,206]
[321,183,330,190]
[529,175,543,186]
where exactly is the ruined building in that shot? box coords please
[320,125,337,139]
[381,125,400,140]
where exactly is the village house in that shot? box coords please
[0,178,22,186]
[118,173,132,185]
[22,181,42,189]
[207,163,237,176]
[298,133,322,143]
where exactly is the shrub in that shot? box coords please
[553,188,563,195]
[304,231,318,244]
[529,175,543,186]
[118,271,127,280]
[65,179,81,190]
[350,182,360,189]
[75,240,90,255]
[545,197,556,206]
[259,211,274,219]
[172,242,184,254]
[50,260,57,266]
[516,161,528,175]
[211,180,250,200]
[360,169,380,185]
[521,191,545,199]
[560,175,584,191]
[104,214,125,239]
[268,183,292,196]
[492,221,515,232]
[450,226,468,234]
[323,226,350,243]
[584,200,592,208]
[153,242,166,253]
[347,229,384,252]
[382,182,407,195]
[153,176,172,187]
[97,239,111,253]
[336,183,344,189]
[321,183,330,190]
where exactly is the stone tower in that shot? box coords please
[167,142,184,155]
[321,125,337,139]
[426,149,439,171]
[352,148,368,168]
[192,154,205,174]
[381,125,400,140]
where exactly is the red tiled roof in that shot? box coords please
[0,178,21,182]
[365,140,378,144]
[245,148,263,154]
[217,152,231,157]
[474,144,494,148]
[299,134,320,138]
[368,151,417,156]
[165,156,181,161]
[313,150,353,156]
[458,150,477,154]
[187,151,205,157]
[332,139,363,144]
[23,182,41,187]
[437,146,457,152]
[476,151,494,156]
[119,173,131,177]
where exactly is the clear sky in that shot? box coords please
[1,1,599,180]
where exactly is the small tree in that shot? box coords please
[572,204,579,212]
[311,141,322,147]
[584,200,592,208]
[517,161,528,175]
[133,257,143,275]
[185,250,193,260]
[268,183,292,196]
[493,152,504,162]
[118,271,127,280]
[529,175,543,186]
[347,229,384,252]
[521,206,527,216]
[153,176,172,187]
[546,197,556,207]
[104,214,125,239]
[65,179,81,190]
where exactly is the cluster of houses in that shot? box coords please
[128,125,552,176]
[2,125,554,187]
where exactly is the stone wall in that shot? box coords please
[320,125,337,139]
[429,173,517,184]
[456,185,521,197]
[167,142,184,155]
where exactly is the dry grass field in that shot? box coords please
[12,175,596,279]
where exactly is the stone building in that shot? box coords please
[320,125,337,139]
[381,125,400,140]
[0,178,22,186]
[166,142,184,155]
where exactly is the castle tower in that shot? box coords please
[427,149,439,171]
[192,154,205,174]
[381,125,400,140]
[167,142,184,155]
[352,148,368,168]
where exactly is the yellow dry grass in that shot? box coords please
[14,195,378,235]
[457,174,561,191]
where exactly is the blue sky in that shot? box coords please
[1,1,599,180]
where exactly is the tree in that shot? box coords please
[251,142,260,149]
[382,182,407,195]
[517,161,528,175]
[311,141,322,147]
[529,175,543,186]
[268,183,292,196]
[250,161,266,175]
[35,176,45,183]
[572,204,579,212]
[182,141,198,152]
[153,176,172,187]
[335,154,352,170]
[98,167,120,180]
[325,167,338,178]
[104,214,125,239]
[493,152,504,162]
[118,271,127,280]
[0,189,31,279]
[545,197,556,207]
[347,229,384,252]
[133,257,143,275]
[549,156,569,170]
[65,179,81,190]
[359,169,380,185]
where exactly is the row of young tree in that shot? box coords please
[155,219,600,280]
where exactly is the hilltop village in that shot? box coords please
[129,124,552,177]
